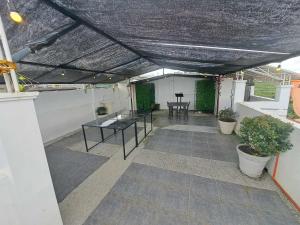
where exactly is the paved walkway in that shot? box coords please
[45,111,300,225]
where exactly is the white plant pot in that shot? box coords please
[236,144,271,178]
[218,120,236,134]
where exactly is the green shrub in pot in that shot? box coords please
[96,106,107,116]
[218,108,237,134]
[237,115,293,178]
[219,108,236,122]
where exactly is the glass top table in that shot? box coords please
[82,110,152,160]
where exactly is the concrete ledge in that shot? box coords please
[0,92,39,102]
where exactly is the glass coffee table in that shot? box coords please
[82,110,152,160]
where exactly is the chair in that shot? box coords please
[184,102,190,119]
[167,102,173,118]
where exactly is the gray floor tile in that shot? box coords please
[191,137,208,145]
[168,146,192,156]
[189,195,223,225]
[51,132,83,147]
[220,202,259,225]
[113,173,188,213]
[248,188,294,216]
[216,181,251,206]
[211,149,237,163]
[190,175,219,201]
[257,210,300,225]
[118,204,156,225]
[145,126,240,163]
[126,163,189,189]
[45,146,108,202]
[155,210,189,225]
[84,194,129,225]
[207,143,225,152]
[84,162,298,225]
[157,187,189,213]
[191,143,211,159]
[111,175,142,199]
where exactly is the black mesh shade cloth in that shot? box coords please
[1,0,300,84]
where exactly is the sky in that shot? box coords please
[269,56,300,73]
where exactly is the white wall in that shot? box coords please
[152,76,234,113]
[243,85,292,117]
[34,83,130,143]
[0,93,63,225]
[218,78,233,111]
[249,95,274,102]
[152,76,204,110]
[236,102,300,208]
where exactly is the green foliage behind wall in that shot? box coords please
[136,83,155,111]
[195,80,215,113]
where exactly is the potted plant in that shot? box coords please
[218,108,236,134]
[96,106,107,116]
[237,115,293,178]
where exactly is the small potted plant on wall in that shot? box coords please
[96,106,107,116]
[237,115,293,178]
[218,108,237,134]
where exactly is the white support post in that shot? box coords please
[0,93,63,225]
[0,15,19,92]
[232,80,247,111]
[250,85,255,96]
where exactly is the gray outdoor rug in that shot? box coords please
[46,146,108,202]
[83,163,299,225]
[144,128,240,163]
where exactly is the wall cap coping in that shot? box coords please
[233,80,247,83]
[276,85,293,88]
[238,102,300,129]
[0,92,39,102]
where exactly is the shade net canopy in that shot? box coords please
[1,0,300,84]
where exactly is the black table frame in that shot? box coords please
[167,102,189,119]
[82,111,152,160]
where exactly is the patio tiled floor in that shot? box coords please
[45,145,108,202]
[144,128,239,163]
[45,110,300,225]
[84,163,299,225]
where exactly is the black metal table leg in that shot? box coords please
[122,129,126,160]
[144,116,147,138]
[150,111,153,131]
[134,121,138,147]
[100,127,104,142]
[82,125,88,152]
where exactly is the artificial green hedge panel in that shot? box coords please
[136,83,155,111]
[196,79,215,113]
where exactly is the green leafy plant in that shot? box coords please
[196,80,215,113]
[240,115,293,156]
[288,101,300,119]
[218,108,236,122]
[96,106,107,115]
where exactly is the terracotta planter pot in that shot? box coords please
[218,120,236,134]
[236,144,271,178]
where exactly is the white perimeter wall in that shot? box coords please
[217,78,233,111]
[152,76,234,112]
[236,102,300,208]
[152,76,203,110]
[34,83,130,143]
